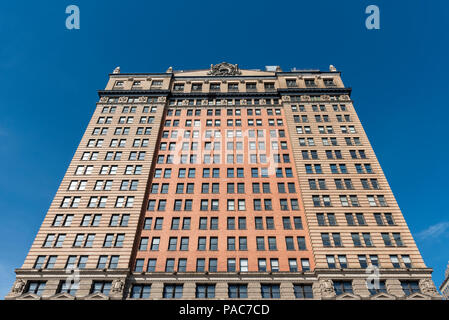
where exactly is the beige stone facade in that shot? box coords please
[6,63,441,300]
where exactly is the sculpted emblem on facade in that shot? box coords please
[12,279,25,294]
[111,279,125,294]
[420,279,439,296]
[320,279,336,298]
[208,62,241,76]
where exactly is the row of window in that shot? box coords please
[326,254,413,269]
[294,114,352,123]
[308,178,379,190]
[171,82,281,93]
[164,118,285,127]
[311,194,387,207]
[154,167,294,178]
[291,104,348,112]
[68,179,139,191]
[162,128,286,139]
[87,138,149,148]
[134,257,310,273]
[316,212,395,226]
[97,115,155,125]
[92,126,152,136]
[100,105,157,114]
[142,216,303,231]
[52,213,128,228]
[147,198,300,212]
[321,232,404,248]
[305,163,374,174]
[156,153,292,165]
[81,151,146,161]
[61,195,135,208]
[168,98,280,106]
[299,136,362,147]
[43,233,126,249]
[296,125,356,134]
[33,255,119,270]
[150,182,297,194]
[24,279,421,298]
[138,236,307,252]
[167,107,282,117]
[161,140,291,152]
[74,164,142,176]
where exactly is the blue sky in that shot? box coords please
[0,1,448,297]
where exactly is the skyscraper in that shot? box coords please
[6,63,441,300]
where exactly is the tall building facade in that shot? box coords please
[7,63,441,300]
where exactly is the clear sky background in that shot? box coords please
[0,0,448,298]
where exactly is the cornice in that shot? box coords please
[278,87,352,96]
[97,89,170,97]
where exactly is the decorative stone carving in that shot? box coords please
[321,95,330,101]
[301,95,311,101]
[182,99,189,106]
[329,65,337,72]
[281,96,291,102]
[111,279,125,294]
[221,99,227,105]
[113,66,120,74]
[118,97,128,103]
[420,279,439,296]
[100,96,108,103]
[260,99,266,105]
[208,62,241,76]
[12,279,26,294]
[139,96,148,102]
[157,96,166,103]
[201,100,208,106]
[166,66,173,73]
[340,95,350,101]
[320,279,336,298]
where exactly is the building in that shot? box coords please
[440,262,449,299]
[6,62,441,300]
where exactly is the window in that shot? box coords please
[228,284,248,298]
[25,281,47,296]
[261,284,281,298]
[401,281,420,296]
[163,284,183,298]
[294,284,313,299]
[196,284,215,298]
[91,281,112,295]
[333,281,353,295]
[130,284,151,298]
[367,280,387,296]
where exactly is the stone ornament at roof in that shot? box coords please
[208,62,241,76]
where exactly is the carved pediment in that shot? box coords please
[84,292,110,300]
[208,62,241,76]
[16,293,41,300]
[405,292,432,300]
[370,292,397,300]
[49,292,76,300]
[335,292,361,300]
